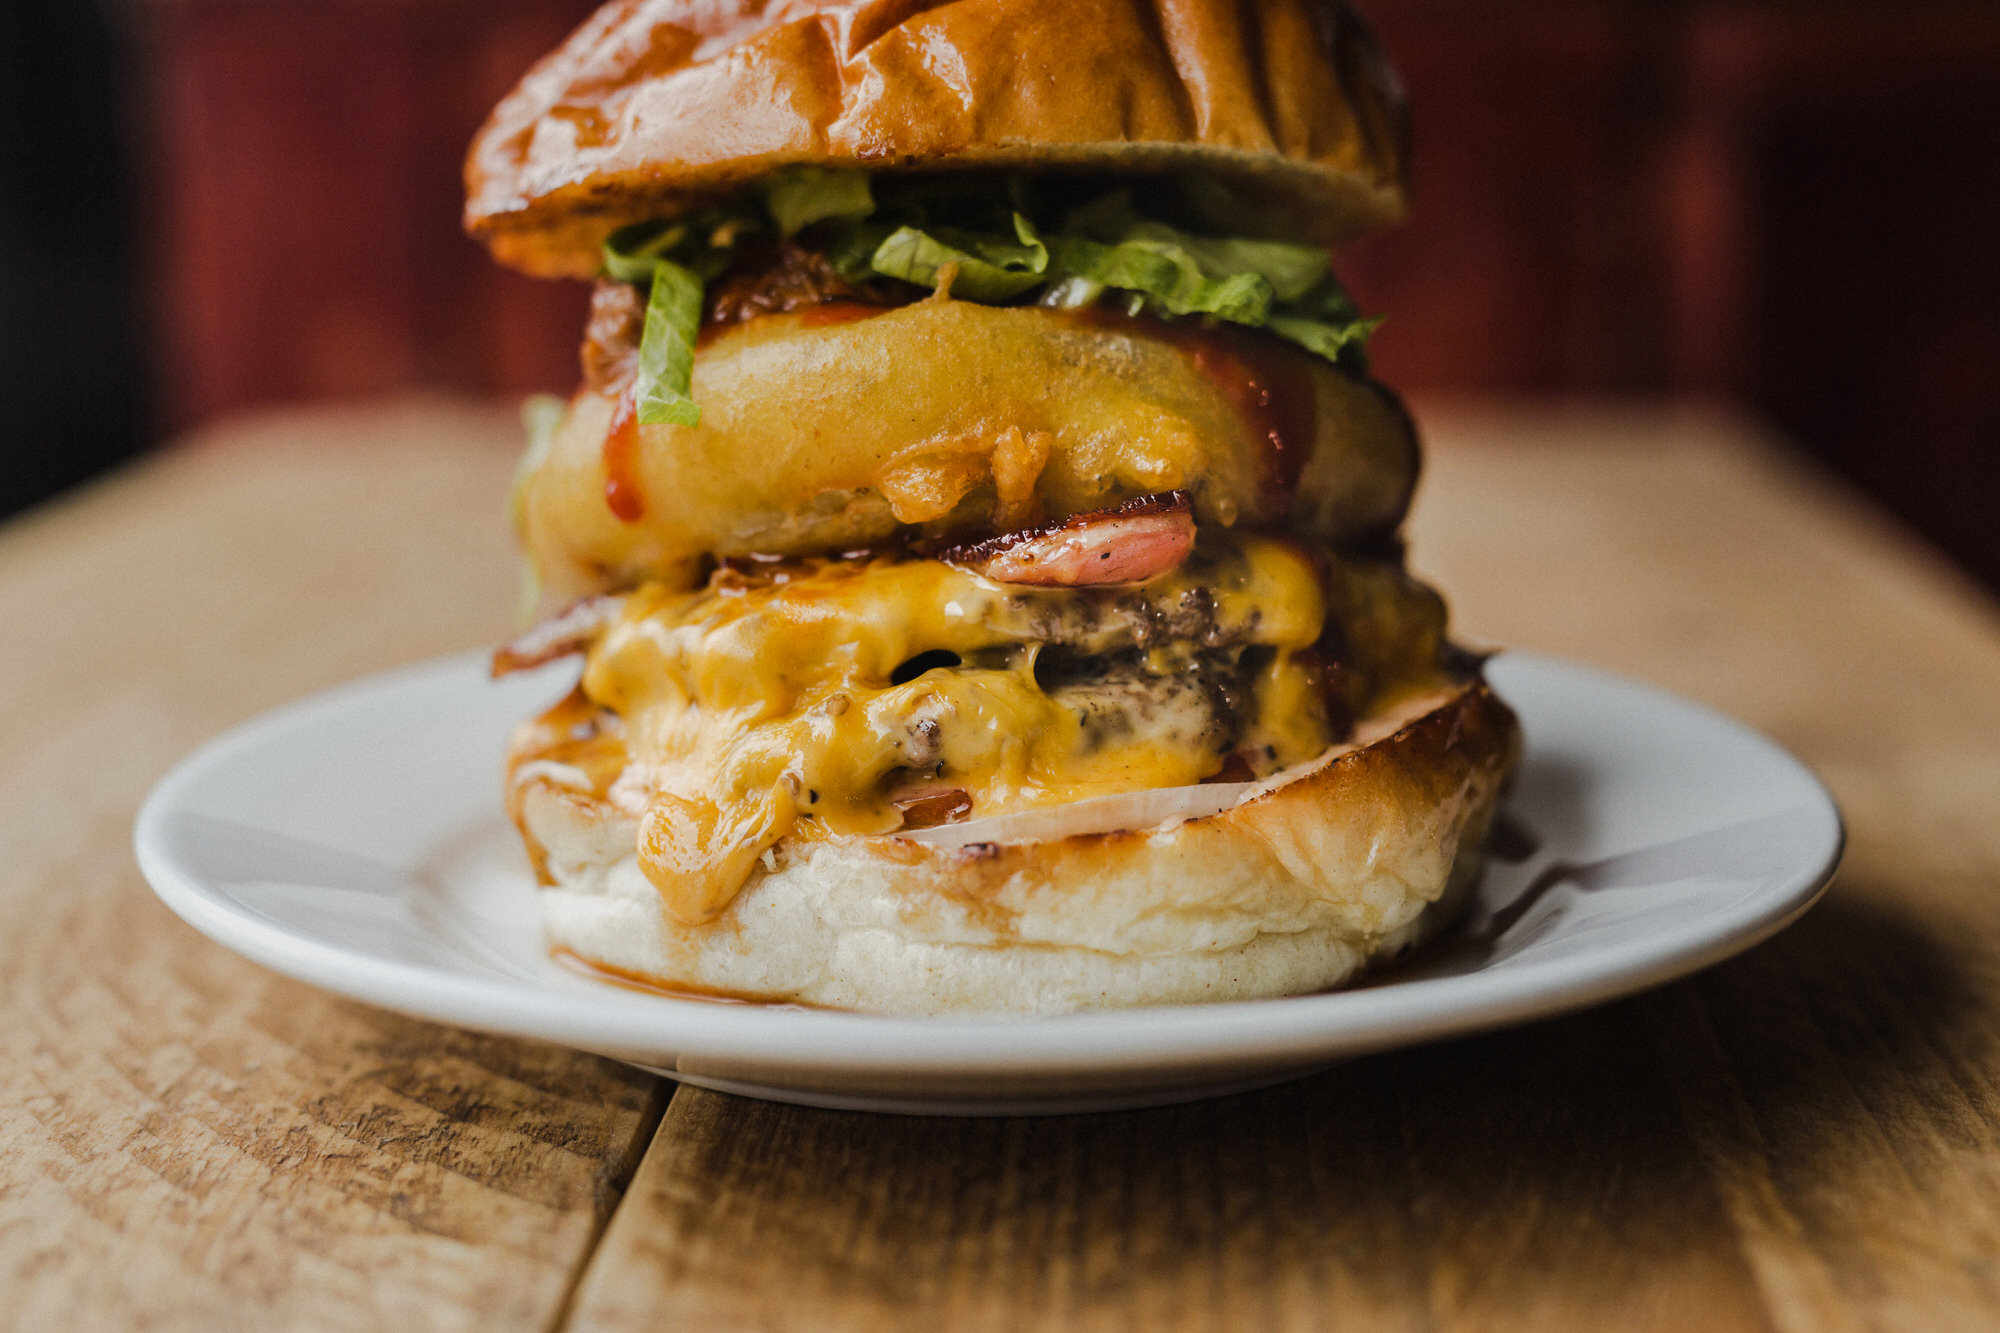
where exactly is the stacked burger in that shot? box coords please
[467,0,1520,1013]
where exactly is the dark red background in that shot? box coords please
[40,1,2000,582]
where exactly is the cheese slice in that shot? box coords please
[575,535,1334,922]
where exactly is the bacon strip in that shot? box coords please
[706,241,891,328]
[942,491,1195,586]
[491,595,625,677]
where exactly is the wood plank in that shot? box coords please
[565,404,2000,1331]
[0,401,667,1330]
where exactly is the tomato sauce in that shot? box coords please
[602,391,646,523]
[552,947,833,1009]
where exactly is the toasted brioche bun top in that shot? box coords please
[466,0,1409,278]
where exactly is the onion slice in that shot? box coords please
[896,780,1258,848]
[492,595,624,676]
[893,686,1462,850]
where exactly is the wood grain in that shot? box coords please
[11,399,2000,1330]
[0,401,666,1331]
[562,403,2000,1332]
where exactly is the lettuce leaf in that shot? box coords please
[1044,234,1272,321]
[764,168,874,238]
[601,221,687,284]
[1261,275,1377,369]
[633,259,704,426]
[1267,312,1382,363]
[1137,228,1331,302]
[1051,194,1334,316]
[603,208,760,427]
[867,213,1049,301]
[597,171,1381,422]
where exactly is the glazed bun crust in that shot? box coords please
[516,678,1519,1015]
[466,0,1409,278]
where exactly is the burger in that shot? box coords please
[466,0,1520,1014]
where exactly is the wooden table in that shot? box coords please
[6,398,2000,1330]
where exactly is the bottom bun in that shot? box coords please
[517,678,1520,1015]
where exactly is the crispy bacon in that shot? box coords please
[491,596,625,677]
[706,241,891,327]
[942,491,1195,586]
[580,244,904,399]
[580,281,643,398]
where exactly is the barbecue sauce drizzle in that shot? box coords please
[602,392,645,523]
[1184,330,1319,506]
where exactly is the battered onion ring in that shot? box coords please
[515,301,1417,597]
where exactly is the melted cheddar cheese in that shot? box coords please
[573,536,1333,923]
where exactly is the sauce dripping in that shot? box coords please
[1061,308,1320,509]
[551,947,834,1010]
[1178,329,1318,505]
[602,391,646,523]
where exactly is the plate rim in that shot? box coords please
[133,650,1845,1077]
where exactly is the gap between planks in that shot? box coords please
[548,1077,680,1333]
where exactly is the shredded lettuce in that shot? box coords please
[868,213,1049,301]
[1048,192,1364,339]
[603,208,753,426]
[1268,311,1384,363]
[1063,194,1329,297]
[1140,230,1331,303]
[764,168,874,238]
[598,170,1380,425]
[633,260,704,426]
[601,223,682,284]
[1044,234,1271,322]
[1260,275,1381,364]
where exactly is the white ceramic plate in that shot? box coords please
[134,652,1841,1115]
